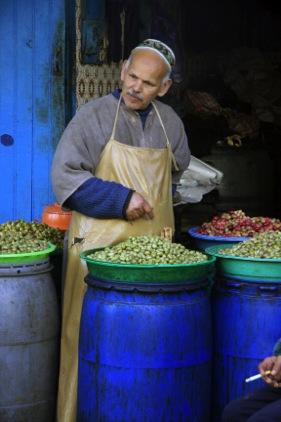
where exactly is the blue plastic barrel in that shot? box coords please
[212,276,281,421]
[78,277,212,422]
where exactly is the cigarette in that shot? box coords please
[245,371,271,383]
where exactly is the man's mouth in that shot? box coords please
[127,91,143,101]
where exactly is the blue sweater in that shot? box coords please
[65,177,133,219]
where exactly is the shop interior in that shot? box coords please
[78,0,281,239]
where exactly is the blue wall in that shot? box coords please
[0,0,66,223]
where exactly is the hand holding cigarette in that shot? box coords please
[257,355,281,388]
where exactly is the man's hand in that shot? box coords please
[125,192,154,221]
[259,356,281,387]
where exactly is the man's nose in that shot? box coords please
[133,79,142,92]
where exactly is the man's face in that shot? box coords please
[120,50,172,110]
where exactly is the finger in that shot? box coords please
[143,200,153,213]
[264,378,274,386]
[143,211,154,220]
[126,211,139,221]
[143,204,154,219]
[259,357,275,374]
[147,209,154,219]
[272,381,281,388]
[142,211,154,220]
[128,208,145,221]
[263,375,274,384]
[271,357,281,377]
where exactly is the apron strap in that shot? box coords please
[110,95,122,141]
[110,95,179,172]
[152,102,179,171]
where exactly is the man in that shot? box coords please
[222,339,281,421]
[52,39,190,422]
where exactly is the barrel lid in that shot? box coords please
[85,274,210,292]
[0,259,52,275]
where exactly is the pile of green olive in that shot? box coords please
[0,219,64,254]
[219,231,281,259]
[88,235,208,265]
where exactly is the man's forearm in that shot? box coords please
[64,177,134,219]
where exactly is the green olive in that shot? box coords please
[88,235,208,265]
[219,231,281,259]
[0,219,65,253]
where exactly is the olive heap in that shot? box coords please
[88,235,208,265]
[0,219,65,254]
[219,231,281,259]
[198,210,281,237]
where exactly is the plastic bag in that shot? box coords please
[176,155,223,204]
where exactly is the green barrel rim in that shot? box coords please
[80,248,216,283]
[0,243,56,264]
[206,245,281,281]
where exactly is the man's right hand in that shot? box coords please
[259,355,281,387]
[125,192,154,221]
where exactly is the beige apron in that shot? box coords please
[57,97,177,422]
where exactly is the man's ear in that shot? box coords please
[120,60,128,82]
[157,79,172,97]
